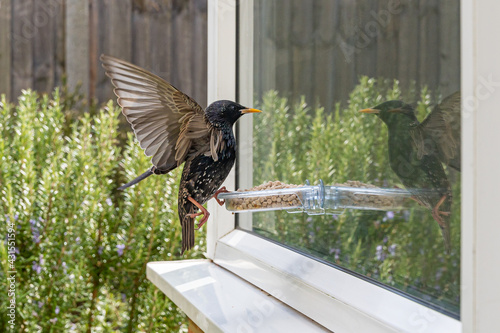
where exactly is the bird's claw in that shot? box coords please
[213,186,229,206]
[187,211,210,230]
[187,196,210,230]
[431,195,450,228]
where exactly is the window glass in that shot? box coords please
[238,0,460,317]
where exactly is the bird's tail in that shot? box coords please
[181,216,195,254]
[118,169,154,190]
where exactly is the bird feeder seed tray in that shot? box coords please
[218,180,416,215]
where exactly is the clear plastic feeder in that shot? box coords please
[218,179,416,215]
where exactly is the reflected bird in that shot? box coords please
[101,55,261,253]
[360,92,460,252]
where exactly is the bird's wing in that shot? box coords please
[101,54,212,168]
[411,92,461,170]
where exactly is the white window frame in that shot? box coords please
[206,0,500,331]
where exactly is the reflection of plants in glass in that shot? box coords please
[0,91,200,331]
[252,77,460,313]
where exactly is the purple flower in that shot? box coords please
[55,306,60,315]
[98,246,103,255]
[116,244,125,256]
[386,211,395,219]
[14,214,19,220]
[49,318,57,324]
[38,301,44,308]
[75,237,81,243]
[383,236,388,244]
[121,293,127,302]
[30,218,42,243]
[388,244,397,256]
[62,262,67,274]
[106,198,113,206]
[375,245,386,261]
[32,262,42,274]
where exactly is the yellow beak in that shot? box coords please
[241,108,262,114]
[359,108,380,114]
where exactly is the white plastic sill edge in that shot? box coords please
[146,259,329,333]
[213,229,461,333]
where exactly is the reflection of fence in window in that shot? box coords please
[253,0,460,111]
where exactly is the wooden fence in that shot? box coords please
[0,0,207,107]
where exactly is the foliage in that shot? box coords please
[252,77,460,315]
[0,91,204,332]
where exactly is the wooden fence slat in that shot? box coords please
[256,0,276,99]
[397,0,419,95]
[34,0,55,94]
[376,0,399,81]
[0,0,11,100]
[96,0,132,102]
[191,0,207,108]
[11,0,33,99]
[439,0,460,97]
[131,2,151,71]
[149,0,173,91]
[53,0,65,88]
[332,0,357,105]
[354,0,378,86]
[172,0,194,99]
[418,0,440,93]
[66,0,89,97]
[313,0,336,111]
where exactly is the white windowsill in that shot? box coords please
[213,229,461,333]
[147,259,330,332]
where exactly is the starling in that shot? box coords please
[360,92,460,252]
[101,55,261,253]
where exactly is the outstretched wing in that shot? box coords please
[411,92,461,171]
[101,54,213,168]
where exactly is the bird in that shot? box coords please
[359,92,460,252]
[100,54,261,253]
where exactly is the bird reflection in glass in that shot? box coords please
[360,92,460,252]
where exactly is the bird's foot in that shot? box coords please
[187,196,210,230]
[195,213,210,230]
[431,195,450,228]
[212,186,229,206]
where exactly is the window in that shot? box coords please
[237,0,460,318]
[206,0,500,331]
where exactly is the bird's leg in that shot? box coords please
[431,195,451,228]
[187,196,210,230]
[212,186,229,206]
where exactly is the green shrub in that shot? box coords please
[0,90,203,332]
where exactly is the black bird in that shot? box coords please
[101,55,261,253]
[360,92,460,252]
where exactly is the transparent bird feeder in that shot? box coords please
[218,179,417,215]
